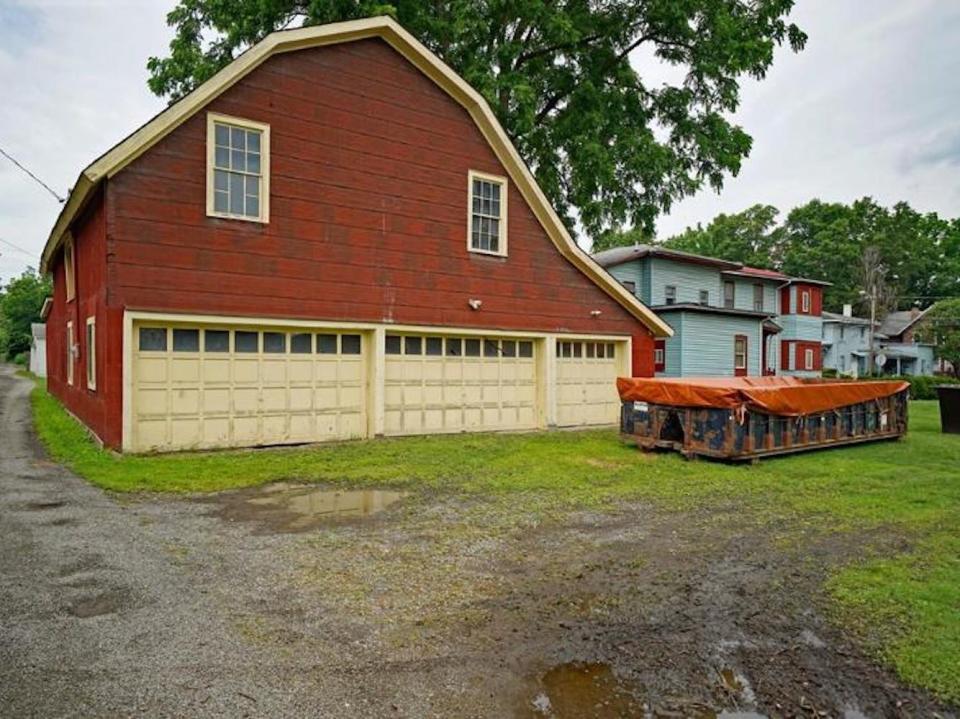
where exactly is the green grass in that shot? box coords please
[28,377,960,702]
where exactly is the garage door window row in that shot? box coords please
[138,327,362,355]
[385,334,534,359]
[557,340,616,359]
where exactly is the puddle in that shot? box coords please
[208,482,407,533]
[525,662,643,718]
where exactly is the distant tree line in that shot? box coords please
[0,269,51,363]
[595,198,960,315]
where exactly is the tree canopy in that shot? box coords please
[0,268,52,362]
[147,0,806,239]
[618,198,960,315]
[917,299,960,378]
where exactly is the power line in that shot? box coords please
[0,144,65,203]
[0,237,38,260]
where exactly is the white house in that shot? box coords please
[29,323,46,377]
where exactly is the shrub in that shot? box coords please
[875,375,960,400]
[12,351,27,367]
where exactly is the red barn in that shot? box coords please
[41,17,671,453]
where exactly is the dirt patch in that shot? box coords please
[203,481,407,533]
[22,499,66,511]
[66,588,131,619]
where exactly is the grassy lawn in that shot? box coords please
[28,377,960,703]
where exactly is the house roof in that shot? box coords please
[592,245,830,287]
[592,244,740,271]
[822,310,873,326]
[39,17,672,338]
[879,308,930,338]
[31,323,46,340]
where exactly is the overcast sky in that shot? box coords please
[1,0,959,285]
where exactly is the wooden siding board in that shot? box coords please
[658,314,683,377]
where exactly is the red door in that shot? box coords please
[734,335,748,377]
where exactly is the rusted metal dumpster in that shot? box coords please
[617,376,909,461]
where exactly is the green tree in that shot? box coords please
[660,204,782,267]
[147,1,806,238]
[917,299,960,378]
[0,269,52,361]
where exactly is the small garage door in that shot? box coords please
[384,333,537,436]
[555,339,624,427]
[132,324,366,452]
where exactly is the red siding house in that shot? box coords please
[41,17,671,453]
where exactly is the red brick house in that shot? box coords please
[41,17,671,453]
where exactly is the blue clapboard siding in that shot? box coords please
[658,311,762,377]
[607,263,649,303]
[780,314,821,341]
[648,258,719,306]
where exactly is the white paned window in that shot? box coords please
[801,290,811,313]
[66,321,74,386]
[207,114,269,222]
[85,317,96,390]
[805,348,814,370]
[468,171,507,256]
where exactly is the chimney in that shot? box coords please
[910,306,921,319]
[842,303,852,317]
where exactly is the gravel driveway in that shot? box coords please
[0,365,954,718]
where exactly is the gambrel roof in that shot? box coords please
[41,16,672,337]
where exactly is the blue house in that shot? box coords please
[823,307,936,376]
[593,245,829,378]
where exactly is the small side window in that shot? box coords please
[317,334,338,354]
[341,334,362,355]
[483,339,499,358]
[173,329,200,352]
[263,332,286,353]
[205,330,230,352]
[235,331,259,353]
[464,339,481,357]
[64,237,76,302]
[518,341,533,358]
[385,335,402,355]
[139,327,167,352]
[501,340,516,358]
[664,286,677,305]
[291,333,312,354]
[446,338,462,357]
[468,171,507,256]
[405,336,423,355]
[85,318,97,390]
[425,337,443,356]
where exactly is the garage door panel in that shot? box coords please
[555,340,624,427]
[133,324,368,452]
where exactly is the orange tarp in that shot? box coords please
[616,376,910,417]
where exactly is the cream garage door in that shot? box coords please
[133,325,366,452]
[555,339,624,427]
[384,334,537,435]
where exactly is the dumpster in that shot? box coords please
[617,376,909,461]
[935,385,960,434]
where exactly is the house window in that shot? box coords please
[753,284,764,312]
[208,113,269,222]
[64,235,76,302]
[801,290,811,313]
[654,339,666,372]
[66,321,74,386]
[139,327,167,351]
[699,290,709,306]
[468,171,507,256]
[723,281,735,309]
[85,317,96,391]
[734,335,747,370]
[621,280,636,295]
[664,285,677,305]
[804,348,814,370]
[839,325,845,340]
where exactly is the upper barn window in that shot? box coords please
[207,113,270,222]
[468,171,507,256]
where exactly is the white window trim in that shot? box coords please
[805,348,814,370]
[64,234,76,302]
[86,317,97,391]
[801,290,811,313]
[654,348,665,365]
[467,169,508,257]
[734,336,748,370]
[206,112,270,223]
[66,321,75,386]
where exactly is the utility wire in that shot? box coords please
[0,237,38,260]
[0,144,65,203]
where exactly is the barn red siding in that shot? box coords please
[46,193,124,448]
[107,38,648,357]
